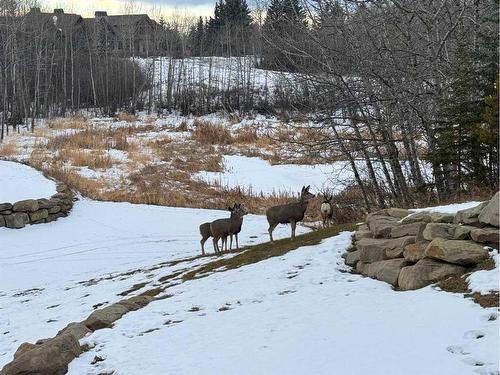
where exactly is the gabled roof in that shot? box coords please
[106,14,160,30]
[24,10,83,33]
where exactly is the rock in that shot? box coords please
[391,222,426,239]
[341,252,348,260]
[386,208,412,219]
[29,209,48,222]
[356,223,369,231]
[4,213,29,229]
[12,199,39,212]
[56,322,91,341]
[364,259,412,286]
[84,303,130,331]
[354,229,373,241]
[478,192,499,227]
[357,237,415,262]
[429,213,455,223]
[425,238,489,266]
[398,258,466,291]
[13,343,37,359]
[401,212,432,224]
[56,184,69,193]
[51,192,72,200]
[36,199,55,210]
[366,215,400,238]
[422,223,457,240]
[345,244,357,253]
[0,203,13,211]
[470,227,499,245]
[1,334,81,375]
[356,261,367,274]
[0,215,5,228]
[453,225,477,240]
[345,250,361,267]
[117,295,153,311]
[403,242,429,262]
[48,205,61,214]
[454,201,489,225]
[1,210,12,215]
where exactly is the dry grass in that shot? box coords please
[58,149,114,169]
[192,120,232,145]
[47,117,88,130]
[234,127,259,143]
[114,112,138,123]
[0,142,18,157]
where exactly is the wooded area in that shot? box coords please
[0,0,498,208]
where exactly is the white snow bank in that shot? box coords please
[69,233,499,375]
[195,155,351,196]
[0,160,57,202]
[413,201,483,214]
[0,198,308,368]
[467,252,500,295]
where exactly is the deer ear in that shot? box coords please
[306,185,310,191]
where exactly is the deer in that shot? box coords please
[228,203,248,250]
[266,185,315,242]
[199,205,237,255]
[210,204,248,253]
[320,193,334,227]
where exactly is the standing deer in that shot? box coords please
[266,185,315,242]
[229,203,248,250]
[320,194,334,227]
[199,206,236,255]
[210,204,248,253]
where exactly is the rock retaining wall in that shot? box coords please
[343,192,499,291]
[0,183,75,229]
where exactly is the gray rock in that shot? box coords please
[470,227,499,245]
[48,205,61,214]
[29,209,48,222]
[401,212,432,224]
[13,343,37,359]
[1,210,12,215]
[0,215,5,228]
[391,222,426,239]
[51,192,72,200]
[1,334,81,375]
[454,201,489,225]
[453,225,477,240]
[357,237,415,262]
[13,199,39,212]
[366,215,400,238]
[0,203,13,211]
[478,192,499,227]
[117,295,154,311]
[354,229,373,241]
[56,184,69,193]
[37,199,55,210]
[84,303,130,331]
[56,322,91,340]
[425,238,489,266]
[4,213,29,229]
[345,250,361,267]
[356,261,367,274]
[422,223,457,240]
[386,208,412,219]
[429,213,455,223]
[403,242,429,263]
[345,244,357,253]
[398,258,466,291]
[364,258,412,286]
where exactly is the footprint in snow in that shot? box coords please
[447,345,470,355]
[464,330,485,340]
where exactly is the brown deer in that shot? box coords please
[229,203,248,250]
[210,204,248,253]
[320,193,333,227]
[266,185,315,242]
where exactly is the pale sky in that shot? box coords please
[40,0,217,20]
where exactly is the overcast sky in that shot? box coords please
[41,0,221,18]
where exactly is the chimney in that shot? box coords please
[95,11,108,17]
[30,7,41,13]
[54,9,64,14]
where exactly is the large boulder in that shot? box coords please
[29,209,48,222]
[454,201,489,225]
[1,334,81,375]
[478,192,499,227]
[398,258,466,291]
[453,225,477,240]
[403,242,429,263]
[470,227,499,246]
[401,212,432,225]
[12,199,39,213]
[0,203,13,211]
[364,259,412,286]
[56,322,91,341]
[386,208,412,219]
[357,237,415,262]
[83,303,130,331]
[36,199,56,210]
[345,250,361,267]
[425,238,489,266]
[366,215,400,238]
[391,222,426,239]
[422,223,457,241]
[0,215,5,228]
[354,229,373,241]
[4,213,29,229]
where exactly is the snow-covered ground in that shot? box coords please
[0,160,56,202]
[1,161,498,374]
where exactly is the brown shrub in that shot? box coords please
[0,142,18,157]
[234,127,258,144]
[47,117,88,130]
[192,121,232,145]
[58,149,114,169]
[114,113,138,123]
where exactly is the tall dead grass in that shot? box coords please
[192,121,233,145]
[0,142,18,157]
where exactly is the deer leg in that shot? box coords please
[200,238,206,255]
[236,234,239,249]
[268,223,277,243]
[229,235,233,251]
[291,221,296,240]
[213,238,219,254]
